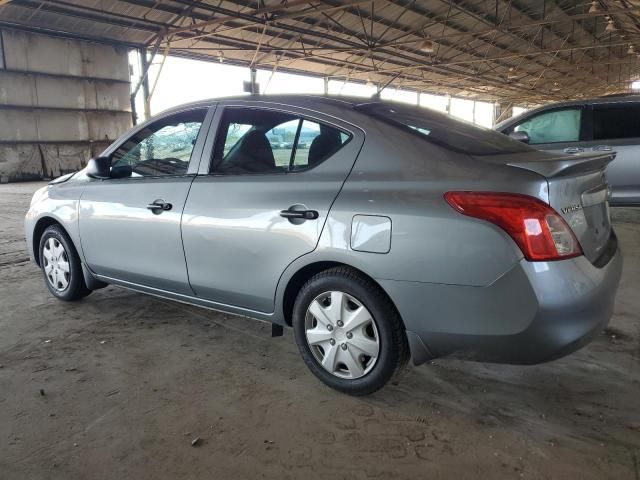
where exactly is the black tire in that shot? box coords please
[292,266,409,396]
[39,225,91,301]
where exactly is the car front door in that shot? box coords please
[506,106,586,155]
[79,106,213,294]
[181,103,364,312]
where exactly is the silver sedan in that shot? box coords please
[25,96,623,395]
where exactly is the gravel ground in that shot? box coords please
[1,182,639,480]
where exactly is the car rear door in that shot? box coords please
[78,106,214,294]
[580,102,640,205]
[181,102,364,313]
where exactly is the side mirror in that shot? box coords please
[110,164,133,179]
[508,130,530,144]
[86,156,111,179]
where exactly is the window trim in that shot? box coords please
[288,119,304,170]
[201,104,354,176]
[506,106,587,145]
[97,105,215,180]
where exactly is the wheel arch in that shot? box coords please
[32,216,66,266]
[280,260,405,331]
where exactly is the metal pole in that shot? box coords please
[140,48,151,121]
[250,67,258,94]
[323,77,329,95]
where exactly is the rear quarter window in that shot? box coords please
[357,103,532,155]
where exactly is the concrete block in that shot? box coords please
[0,109,39,141]
[0,141,112,180]
[86,111,132,142]
[2,30,130,81]
[95,81,131,111]
[3,30,84,77]
[0,72,131,111]
[34,75,89,109]
[0,71,37,106]
[40,143,91,177]
[0,144,44,180]
[81,43,130,82]
[35,111,89,142]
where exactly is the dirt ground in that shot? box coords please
[1,182,639,480]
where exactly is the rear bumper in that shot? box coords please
[381,234,623,365]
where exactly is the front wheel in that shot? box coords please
[292,267,409,396]
[39,225,91,301]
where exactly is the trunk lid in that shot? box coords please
[479,150,615,263]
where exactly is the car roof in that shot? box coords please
[495,94,640,130]
[158,94,374,116]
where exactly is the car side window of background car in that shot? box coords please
[110,109,207,177]
[592,104,640,140]
[211,108,350,174]
[514,108,582,144]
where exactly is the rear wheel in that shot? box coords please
[292,267,408,395]
[39,225,91,301]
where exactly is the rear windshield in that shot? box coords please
[356,103,534,156]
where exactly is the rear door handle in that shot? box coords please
[280,209,319,220]
[146,199,172,213]
[564,147,584,154]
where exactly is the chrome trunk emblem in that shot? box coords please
[561,204,582,214]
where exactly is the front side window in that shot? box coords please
[211,108,350,174]
[514,108,582,144]
[111,109,206,177]
[592,104,640,140]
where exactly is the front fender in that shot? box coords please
[25,182,86,265]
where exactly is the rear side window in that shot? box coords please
[357,103,532,155]
[514,108,582,144]
[211,108,351,174]
[592,104,640,140]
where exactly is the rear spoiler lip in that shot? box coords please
[504,152,616,178]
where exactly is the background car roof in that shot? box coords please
[495,94,640,130]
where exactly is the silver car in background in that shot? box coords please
[25,96,622,395]
[496,95,640,205]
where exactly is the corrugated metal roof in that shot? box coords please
[1,0,639,106]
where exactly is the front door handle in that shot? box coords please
[280,209,319,220]
[564,147,584,154]
[592,145,612,152]
[146,199,172,213]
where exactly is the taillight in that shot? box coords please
[444,192,582,261]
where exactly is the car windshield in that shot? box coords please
[356,103,534,156]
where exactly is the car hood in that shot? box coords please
[48,171,78,185]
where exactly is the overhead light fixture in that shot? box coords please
[605,18,616,33]
[589,1,599,14]
[365,77,374,88]
[628,45,635,55]
[418,39,434,53]
[507,67,519,80]
[218,50,225,63]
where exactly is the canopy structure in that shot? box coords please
[1,0,640,105]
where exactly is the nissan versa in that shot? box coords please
[25,96,623,395]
